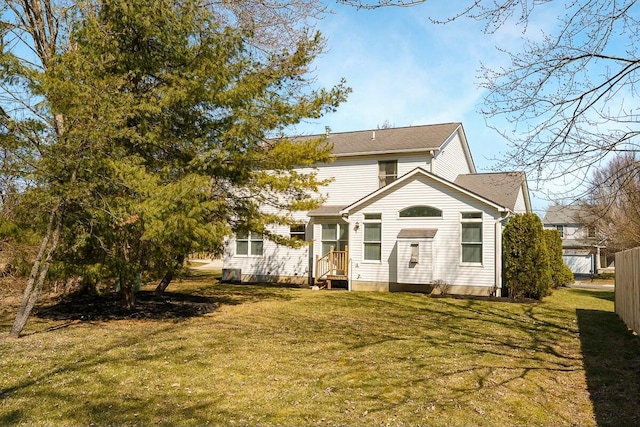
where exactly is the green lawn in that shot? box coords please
[1,281,638,426]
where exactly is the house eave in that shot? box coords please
[333,148,439,158]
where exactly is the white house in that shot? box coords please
[542,204,614,275]
[223,123,531,296]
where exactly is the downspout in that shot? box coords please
[494,211,512,297]
[342,211,352,291]
[429,150,435,174]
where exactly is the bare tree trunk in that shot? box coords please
[154,254,185,295]
[10,207,63,337]
[117,237,136,310]
[120,273,135,310]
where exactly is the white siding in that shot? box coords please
[347,175,500,289]
[223,222,311,281]
[432,132,473,181]
[298,153,432,206]
[397,240,433,283]
[513,187,527,214]
[543,223,589,240]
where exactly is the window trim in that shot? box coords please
[460,212,483,265]
[235,231,264,257]
[290,224,306,241]
[363,213,382,262]
[556,225,564,238]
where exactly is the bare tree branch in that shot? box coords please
[336,0,426,9]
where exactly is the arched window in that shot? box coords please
[399,206,442,218]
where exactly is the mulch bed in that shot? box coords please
[35,290,219,322]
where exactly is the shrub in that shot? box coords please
[503,213,551,299]
[543,229,574,287]
[560,264,575,285]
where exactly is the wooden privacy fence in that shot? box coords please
[615,247,640,335]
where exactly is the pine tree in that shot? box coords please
[6,0,349,336]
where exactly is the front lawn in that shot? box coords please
[1,281,638,426]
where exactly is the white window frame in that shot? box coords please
[363,213,382,262]
[235,231,264,257]
[556,225,564,238]
[321,223,348,255]
[460,212,482,265]
[290,224,306,242]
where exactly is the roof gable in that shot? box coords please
[341,167,509,215]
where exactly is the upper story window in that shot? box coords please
[587,226,596,238]
[378,160,397,188]
[556,225,564,238]
[461,212,482,264]
[399,205,442,218]
[236,231,263,256]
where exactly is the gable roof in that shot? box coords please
[543,204,594,225]
[341,167,509,215]
[296,122,463,157]
[454,172,531,213]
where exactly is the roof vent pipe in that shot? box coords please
[372,131,376,140]
[325,126,331,137]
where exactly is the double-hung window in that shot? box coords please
[363,213,382,261]
[461,212,482,264]
[236,231,263,256]
[556,225,564,238]
[321,224,348,255]
[290,224,306,241]
[378,160,397,188]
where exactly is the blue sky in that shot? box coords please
[296,1,559,215]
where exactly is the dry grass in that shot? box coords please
[1,280,638,426]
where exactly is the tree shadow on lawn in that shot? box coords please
[577,308,640,427]
[35,282,294,322]
[569,288,614,302]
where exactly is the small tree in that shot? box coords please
[503,213,551,300]
[543,229,574,288]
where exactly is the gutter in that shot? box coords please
[494,210,512,297]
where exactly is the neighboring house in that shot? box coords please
[542,204,614,275]
[223,123,532,296]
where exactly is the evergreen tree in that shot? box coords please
[5,0,349,337]
[503,213,551,300]
[543,229,574,288]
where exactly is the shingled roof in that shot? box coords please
[543,204,596,225]
[296,122,462,157]
[454,172,529,212]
